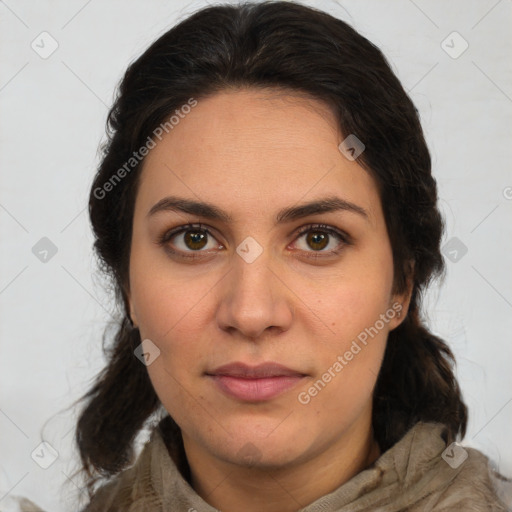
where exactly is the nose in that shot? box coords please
[216,246,293,340]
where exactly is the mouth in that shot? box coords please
[205,362,307,402]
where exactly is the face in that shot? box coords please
[128,88,409,470]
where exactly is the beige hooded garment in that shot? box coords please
[80,421,511,511]
[6,421,510,511]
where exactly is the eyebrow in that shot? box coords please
[147,195,369,224]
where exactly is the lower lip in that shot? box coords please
[208,375,305,402]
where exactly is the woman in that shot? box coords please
[74,1,509,510]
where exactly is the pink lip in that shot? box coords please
[206,362,306,402]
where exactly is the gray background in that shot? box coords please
[1,0,511,509]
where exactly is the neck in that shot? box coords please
[182,417,380,512]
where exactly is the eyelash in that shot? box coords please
[157,223,350,260]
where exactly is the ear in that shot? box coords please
[124,286,138,328]
[388,261,414,331]
[129,302,138,328]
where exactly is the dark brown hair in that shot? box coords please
[77,0,467,495]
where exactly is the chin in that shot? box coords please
[227,441,305,470]
[208,420,313,468]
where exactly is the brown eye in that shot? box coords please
[184,230,208,250]
[306,231,329,251]
[159,224,222,256]
[292,224,348,256]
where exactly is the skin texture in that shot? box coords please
[128,88,412,511]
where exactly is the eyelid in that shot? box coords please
[294,223,349,242]
[157,223,223,261]
[291,223,350,255]
[157,222,217,244]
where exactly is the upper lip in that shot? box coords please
[206,362,306,378]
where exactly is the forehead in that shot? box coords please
[136,88,381,224]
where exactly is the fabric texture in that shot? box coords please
[79,420,511,512]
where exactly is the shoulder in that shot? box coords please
[435,445,512,511]
[82,431,168,511]
[0,496,46,512]
[391,422,512,511]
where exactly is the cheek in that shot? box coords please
[301,285,390,419]
[130,278,210,372]
[300,246,394,397]
[313,256,395,340]
[128,247,220,380]
[129,263,212,426]
[129,240,215,339]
